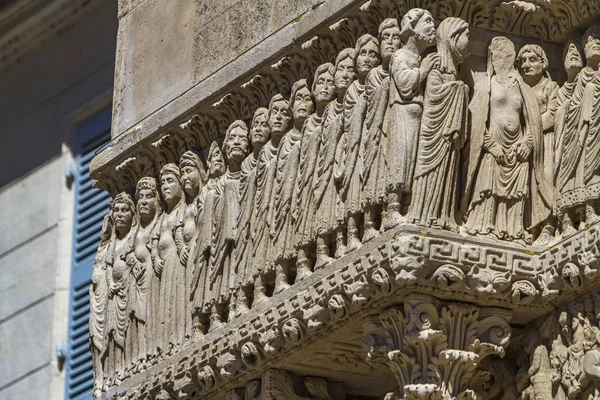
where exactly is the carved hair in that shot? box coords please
[252,107,269,125]
[378,17,399,39]
[335,48,356,69]
[179,150,207,187]
[517,44,550,77]
[207,141,225,177]
[112,192,138,228]
[311,62,335,93]
[136,176,159,199]
[400,8,428,42]
[583,24,600,48]
[225,120,249,143]
[268,93,288,113]
[436,17,469,74]
[159,163,182,184]
[289,79,311,110]
[563,36,584,62]
[354,34,379,65]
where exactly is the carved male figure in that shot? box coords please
[314,48,357,261]
[362,18,401,242]
[234,108,270,316]
[209,120,250,327]
[295,62,336,275]
[407,17,470,230]
[385,8,437,229]
[272,80,313,293]
[340,34,380,251]
[517,44,558,245]
[462,36,548,243]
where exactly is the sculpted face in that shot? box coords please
[314,71,336,104]
[565,42,584,72]
[251,114,270,147]
[380,26,402,60]
[415,12,436,44]
[137,188,159,220]
[113,201,133,233]
[181,165,201,196]
[356,41,380,76]
[209,149,226,178]
[519,50,545,78]
[160,173,183,204]
[225,126,250,164]
[585,32,600,67]
[455,28,470,61]
[292,87,314,121]
[334,57,356,91]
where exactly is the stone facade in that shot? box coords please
[91,1,600,399]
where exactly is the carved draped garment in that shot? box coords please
[580,72,600,202]
[272,128,302,261]
[106,237,133,348]
[295,113,323,247]
[314,100,345,235]
[340,81,366,216]
[234,154,259,287]
[362,65,390,207]
[408,68,468,228]
[385,47,425,194]
[90,240,110,354]
[555,68,594,212]
[252,141,277,275]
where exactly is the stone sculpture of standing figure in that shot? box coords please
[105,193,137,378]
[233,108,270,316]
[384,8,437,229]
[462,36,548,243]
[295,63,336,275]
[407,17,470,230]
[272,81,313,293]
[314,48,357,261]
[517,44,558,245]
[340,34,380,252]
[361,18,401,242]
[252,95,290,305]
[156,164,187,351]
[209,120,250,327]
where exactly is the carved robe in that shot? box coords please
[362,65,390,207]
[340,81,367,216]
[295,114,323,247]
[252,141,278,275]
[272,129,302,262]
[234,154,259,287]
[580,73,600,203]
[555,68,594,213]
[408,67,468,228]
[315,100,345,235]
[385,47,425,194]
[209,170,242,306]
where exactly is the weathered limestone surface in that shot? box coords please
[91,0,600,399]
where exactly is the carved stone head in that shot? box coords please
[488,36,516,75]
[224,120,250,166]
[268,94,292,136]
[517,44,549,83]
[563,36,584,75]
[378,18,401,63]
[159,163,184,209]
[436,17,469,73]
[207,141,226,179]
[289,79,314,124]
[354,34,380,78]
[400,8,436,46]
[312,62,336,106]
[334,48,357,93]
[583,24,600,69]
[135,177,161,223]
[250,107,270,148]
[112,192,136,236]
[179,150,205,199]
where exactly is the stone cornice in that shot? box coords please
[102,223,600,399]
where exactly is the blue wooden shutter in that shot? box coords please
[65,108,112,400]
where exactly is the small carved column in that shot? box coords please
[362,294,512,400]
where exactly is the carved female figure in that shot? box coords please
[208,120,250,327]
[234,108,270,316]
[556,37,584,109]
[384,8,437,229]
[126,177,162,368]
[252,95,290,305]
[295,63,336,275]
[314,48,356,260]
[462,36,547,243]
[105,193,137,378]
[361,18,401,242]
[272,80,313,293]
[407,17,470,230]
[341,34,380,251]
[156,163,187,350]
[517,44,558,245]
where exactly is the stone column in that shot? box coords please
[362,294,512,400]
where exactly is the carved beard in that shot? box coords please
[415,29,435,46]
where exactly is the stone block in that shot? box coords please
[0,364,50,400]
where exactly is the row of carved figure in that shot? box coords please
[90,8,600,384]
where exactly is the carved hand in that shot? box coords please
[516,142,531,162]
[154,259,164,277]
[421,53,440,76]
